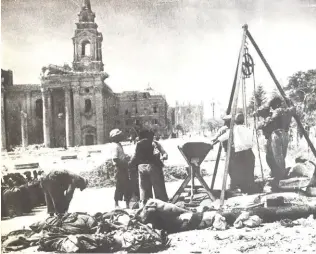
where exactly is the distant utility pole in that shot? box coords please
[211,100,215,119]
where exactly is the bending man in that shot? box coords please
[40,170,88,215]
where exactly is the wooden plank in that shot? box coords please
[61,155,78,160]
[185,185,203,189]
[14,163,39,170]
[88,150,102,154]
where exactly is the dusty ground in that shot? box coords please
[2,137,316,253]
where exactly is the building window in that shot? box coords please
[35,99,43,119]
[143,93,148,99]
[125,119,129,125]
[135,107,138,114]
[85,99,92,113]
[135,119,140,125]
[153,106,158,113]
[152,119,158,125]
[125,109,129,115]
[82,41,91,56]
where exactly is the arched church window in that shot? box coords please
[35,99,43,119]
[82,41,91,56]
[85,99,92,113]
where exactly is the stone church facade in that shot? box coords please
[1,0,168,150]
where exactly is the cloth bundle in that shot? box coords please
[38,233,115,253]
[2,210,169,253]
[233,212,262,229]
[1,229,41,252]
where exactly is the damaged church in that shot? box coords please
[1,0,169,150]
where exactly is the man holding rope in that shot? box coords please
[255,95,296,191]
[211,113,256,194]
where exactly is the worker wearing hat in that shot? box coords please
[211,114,231,152]
[255,94,295,190]
[109,129,131,209]
[211,112,256,194]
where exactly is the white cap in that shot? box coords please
[109,129,122,138]
[222,114,232,121]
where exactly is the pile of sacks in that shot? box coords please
[2,199,265,253]
[2,210,169,253]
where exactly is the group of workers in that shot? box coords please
[2,94,300,217]
[211,95,295,193]
[111,94,295,208]
[109,128,169,208]
[1,170,45,217]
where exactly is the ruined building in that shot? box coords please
[174,101,204,133]
[1,0,168,150]
[115,87,168,138]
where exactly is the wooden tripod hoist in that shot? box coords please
[171,24,316,208]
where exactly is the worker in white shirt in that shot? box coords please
[109,129,131,209]
[211,113,256,194]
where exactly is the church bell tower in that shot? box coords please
[72,0,104,72]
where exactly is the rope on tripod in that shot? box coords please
[242,77,248,126]
[252,69,265,182]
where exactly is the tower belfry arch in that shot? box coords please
[72,0,104,72]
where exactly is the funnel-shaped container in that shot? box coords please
[179,142,212,166]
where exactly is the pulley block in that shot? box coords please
[242,52,254,78]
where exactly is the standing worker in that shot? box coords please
[129,129,167,207]
[211,113,256,194]
[40,170,88,216]
[255,95,295,190]
[108,129,131,209]
[152,131,169,201]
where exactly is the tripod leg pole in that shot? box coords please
[210,145,222,190]
[196,172,216,201]
[246,29,316,159]
[190,166,194,203]
[170,174,191,204]
[210,36,242,190]
[220,25,248,208]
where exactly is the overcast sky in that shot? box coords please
[2,0,316,116]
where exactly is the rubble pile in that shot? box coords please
[79,162,209,188]
[79,160,117,188]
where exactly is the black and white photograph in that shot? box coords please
[1,0,316,253]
